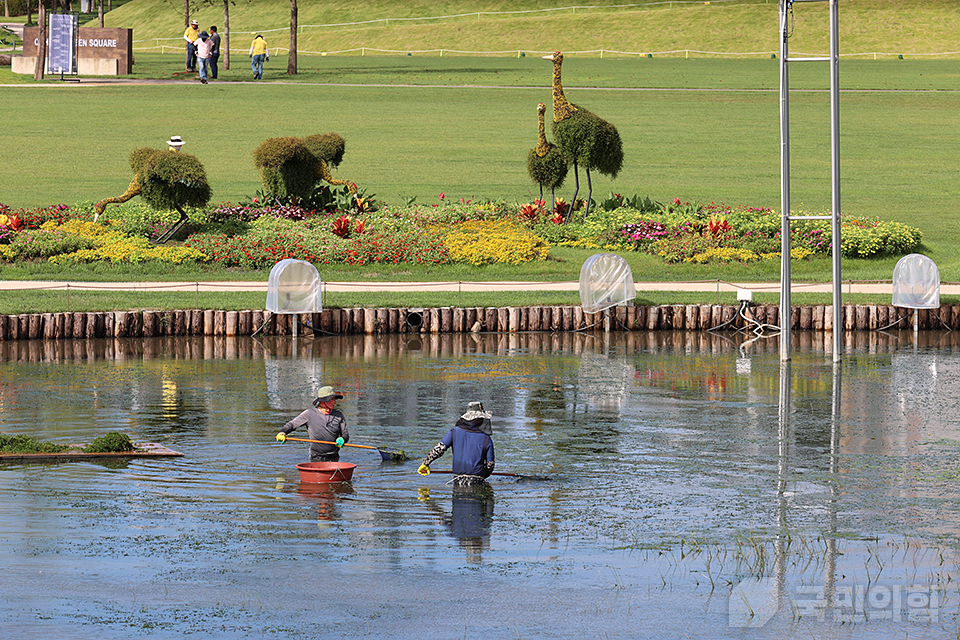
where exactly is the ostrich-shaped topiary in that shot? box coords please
[253,132,359,206]
[543,51,623,222]
[94,144,211,243]
[527,102,568,209]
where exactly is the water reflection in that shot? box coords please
[419,483,495,563]
[3,329,960,638]
[295,481,355,521]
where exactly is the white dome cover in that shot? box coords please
[579,253,636,314]
[892,253,939,310]
[266,259,322,313]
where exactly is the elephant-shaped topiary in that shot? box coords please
[253,132,358,206]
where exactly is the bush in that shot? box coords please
[84,432,135,453]
[0,434,70,453]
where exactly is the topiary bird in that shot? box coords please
[543,51,623,222]
[527,102,569,209]
[94,144,211,243]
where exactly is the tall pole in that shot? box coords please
[829,0,841,362]
[779,0,791,361]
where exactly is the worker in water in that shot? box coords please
[276,386,349,461]
[418,401,495,486]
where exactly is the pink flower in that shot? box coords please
[439,192,445,200]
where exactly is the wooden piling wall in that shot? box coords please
[0,304,947,340]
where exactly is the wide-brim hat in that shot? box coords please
[167,135,185,147]
[460,401,492,421]
[190,19,198,25]
[199,31,209,39]
[316,386,344,402]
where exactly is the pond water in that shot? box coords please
[2,330,960,639]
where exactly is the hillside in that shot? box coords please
[87,0,960,59]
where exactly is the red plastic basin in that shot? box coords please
[295,461,357,483]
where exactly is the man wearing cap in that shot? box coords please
[276,386,349,462]
[418,402,495,486]
[183,19,200,72]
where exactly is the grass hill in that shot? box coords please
[87,0,960,59]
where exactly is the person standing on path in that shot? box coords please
[276,386,349,462]
[208,26,221,79]
[183,19,199,72]
[194,31,214,84]
[249,34,268,80]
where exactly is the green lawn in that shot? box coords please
[2,57,959,275]
[82,0,960,62]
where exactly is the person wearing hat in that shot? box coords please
[418,402,495,486]
[183,19,200,72]
[194,30,215,84]
[276,386,349,462]
[166,136,186,151]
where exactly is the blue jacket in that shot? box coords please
[425,418,495,476]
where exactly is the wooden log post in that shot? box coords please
[226,311,238,337]
[174,310,187,336]
[377,308,389,334]
[507,307,520,332]
[28,314,42,340]
[239,310,252,336]
[671,305,684,331]
[213,310,225,336]
[203,310,215,336]
[485,308,498,333]
[363,308,377,335]
[42,314,55,340]
[562,306,574,332]
[855,305,869,331]
[528,306,541,332]
[551,306,563,332]
[451,308,463,334]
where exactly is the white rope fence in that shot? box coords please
[131,42,960,60]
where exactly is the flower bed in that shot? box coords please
[0,196,923,268]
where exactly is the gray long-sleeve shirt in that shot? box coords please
[281,407,348,459]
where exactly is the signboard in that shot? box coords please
[48,13,78,75]
[23,26,133,75]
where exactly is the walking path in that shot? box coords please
[0,279,946,295]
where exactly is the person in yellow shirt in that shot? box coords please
[183,19,199,72]
[249,34,269,80]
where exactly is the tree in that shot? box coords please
[223,0,230,69]
[32,0,46,81]
[287,0,296,75]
